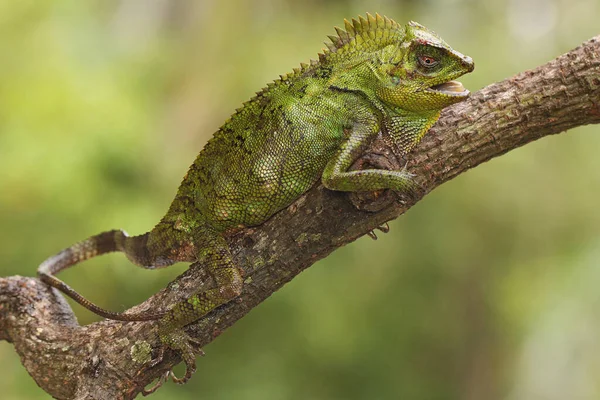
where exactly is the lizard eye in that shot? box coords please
[418,55,438,68]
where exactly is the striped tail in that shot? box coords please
[38,230,165,321]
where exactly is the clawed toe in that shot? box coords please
[141,370,170,396]
[187,336,206,352]
[170,359,197,385]
[377,222,390,233]
[161,328,203,385]
[140,330,205,393]
[147,346,165,369]
[142,352,197,393]
[368,222,391,240]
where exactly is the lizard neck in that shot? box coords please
[381,107,441,156]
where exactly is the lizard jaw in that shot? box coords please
[427,80,470,97]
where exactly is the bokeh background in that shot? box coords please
[1,0,599,399]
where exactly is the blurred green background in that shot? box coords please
[1,0,599,399]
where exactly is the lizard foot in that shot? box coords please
[141,329,205,394]
[160,328,205,385]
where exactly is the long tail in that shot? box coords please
[38,230,166,321]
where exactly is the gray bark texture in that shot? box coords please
[1,35,599,399]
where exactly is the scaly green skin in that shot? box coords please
[37,14,474,389]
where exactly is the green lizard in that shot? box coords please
[38,14,474,388]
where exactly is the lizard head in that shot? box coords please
[375,21,474,112]
[324,15,474,114]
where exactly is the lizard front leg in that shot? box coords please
[153,228,243,385]
[322,119,415,193]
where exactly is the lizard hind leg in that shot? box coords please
[155,229,243,385]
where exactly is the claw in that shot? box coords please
[377,222,390,234]
[171,359,196,385]
[140,330,205,393]
[187,336,205,350]
[367,231,378,240]
[142,370,170,396]
[401,161,416,179]
[163,330,203,385]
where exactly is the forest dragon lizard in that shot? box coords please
[38,14,474,389]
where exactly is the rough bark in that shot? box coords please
[2,36,599,399]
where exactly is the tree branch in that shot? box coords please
[2,36,599,399]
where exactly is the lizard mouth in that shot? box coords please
[427,80,469,97]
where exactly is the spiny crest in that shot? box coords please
[238,14,404,111]
[322,13,403,59]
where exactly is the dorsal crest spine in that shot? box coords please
[324,13,403,55]
[235,13,405,111]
